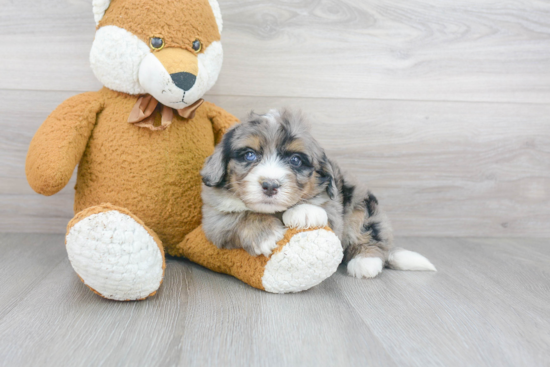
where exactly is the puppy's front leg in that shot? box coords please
[203,206,286,257]
[283,204,328,229]
[239,213,286,257]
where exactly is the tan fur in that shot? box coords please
[26,92,104,196]
[27,87,237,255]
[301,177,318,200]
[98,0,221,53]
[155,48,199,75]
[242,135,262,152]
[175,226,333,290]
[285,139,306,153]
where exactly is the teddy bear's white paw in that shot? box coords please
[347,257,384,279]
[261,229,343,293]
[66,210,164,301]
[282,204,328,229]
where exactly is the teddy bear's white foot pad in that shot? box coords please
[262,229,343,293]
[66,210,164,301]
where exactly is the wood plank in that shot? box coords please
[0,194,74,234]
[0,235,395,367]
[0,233,65,319]
[1,0,550,103]
[0,256,192,367]
[3,89,549,237]
[173,264,395,367]
[0,89,77,233]
[0,234,548,366]
[0,89,77,195]
[333,237,550,367]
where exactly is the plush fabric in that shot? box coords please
[177,226,343,293]
[26,87,236,255]
[98,0,221,52]
[26,92,104,196]
[26,0,343,298]
[66,203,166,301]
[90,25,150,95]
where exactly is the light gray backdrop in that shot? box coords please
[1,0,549,237]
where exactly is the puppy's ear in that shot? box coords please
[319,157,337,200]
[201,128,235,187]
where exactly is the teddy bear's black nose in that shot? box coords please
[171,72,196,91]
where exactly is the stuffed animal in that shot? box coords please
[26,0,343,300]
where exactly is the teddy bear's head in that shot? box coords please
[90,0,223,109]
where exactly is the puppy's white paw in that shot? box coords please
[253,226,286,257]
[347,257,384,279]
[283,204,328,229]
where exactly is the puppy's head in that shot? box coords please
[201,109,336,213]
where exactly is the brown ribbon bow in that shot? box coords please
[128,95,204,131]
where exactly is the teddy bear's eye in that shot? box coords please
[192,40,202,53]
[150,37,165,50]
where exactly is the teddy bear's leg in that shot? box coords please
[65,204,165,301]
[174,225,343,293]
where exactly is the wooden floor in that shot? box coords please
[0,234,548,367]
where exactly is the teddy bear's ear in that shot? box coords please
[208,0,223,33]
[92,1,222,34]
[93,0,111,26]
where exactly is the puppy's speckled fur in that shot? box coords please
[201,109,435,277]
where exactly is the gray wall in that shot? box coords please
[1,0,549,237]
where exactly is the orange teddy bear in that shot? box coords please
[26,0,343,300]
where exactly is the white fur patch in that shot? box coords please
[283,204,328,229]
[93,0,111,25]
[242,156,293,213]
[263,109,281,124]
[208,0,223,33]
[262,229,343,293]
[138,53,182,103]
[388,249,437,271]
[137,41,223,108]
[90,29,222,104]
[90,25,149,95]
[66,210,164,301]
[347,257,383,279]
[210,190,248,213]
[197,41,223,97]
[246,156,288,184]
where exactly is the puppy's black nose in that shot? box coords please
[170,72,196,91]
[261,181,280,197]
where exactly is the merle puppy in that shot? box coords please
[200,110,436,278]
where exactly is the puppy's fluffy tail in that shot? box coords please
[387,248,437,272]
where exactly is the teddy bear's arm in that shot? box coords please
[203,102,239,144]
[26,92,104,196]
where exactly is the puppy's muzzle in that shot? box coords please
[261,181,280,197]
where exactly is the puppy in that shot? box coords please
[200,109,436,278]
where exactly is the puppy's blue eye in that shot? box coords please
[289,155,302,167]
[244,151,257,162]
